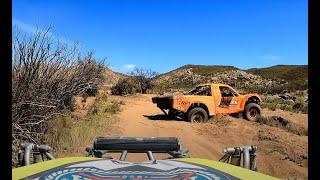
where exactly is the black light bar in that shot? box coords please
[93,137,180,153]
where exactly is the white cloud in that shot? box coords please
[108,65,115,70]
[260,54,280,61]
[13,18,37,33]
[12,18,74,45]
[122,64,136,71]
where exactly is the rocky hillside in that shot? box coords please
[101,68,127,89]
[153,65,236,87]
[247,65,308,90]
[160,64,239,77]
[152,64,308,94]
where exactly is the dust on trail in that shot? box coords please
[107,94,308,179]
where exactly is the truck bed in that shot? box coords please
[152,95,173,109]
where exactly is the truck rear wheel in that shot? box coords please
[243,103,261,121]
[187,107,208,123]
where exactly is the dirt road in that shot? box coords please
[107,94,308,179]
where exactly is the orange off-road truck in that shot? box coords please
[152,83,262,122]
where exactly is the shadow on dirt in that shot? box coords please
[143,114,184,121]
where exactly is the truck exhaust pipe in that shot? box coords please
[220,145,257,171]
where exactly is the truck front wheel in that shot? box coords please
[243,103,262,121]
[187,107,208,123]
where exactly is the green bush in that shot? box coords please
[111,78,137,95]
[261,95,308,114]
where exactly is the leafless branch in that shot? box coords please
[12,27,106,166]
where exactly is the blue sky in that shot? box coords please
[13,0,307,74]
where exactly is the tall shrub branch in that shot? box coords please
[12,27,105,166]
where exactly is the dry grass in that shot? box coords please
[12,27,105,165]
[45,93,121,156]
[261,96,307,114]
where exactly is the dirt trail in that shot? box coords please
[107,94,308,179]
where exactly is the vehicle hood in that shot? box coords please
[12,157,278,180]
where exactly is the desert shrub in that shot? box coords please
[111,67,159,95]
[261,95,307,114]
[111,78,137,95]
[45,94,120,155]
[130,67,158,94]
[261,97,280,111]
[244,84,288,95]
[12,27,105,165]
[91,93,121,114]
[292,99,308,114]
[293,90,305,97]
[262,103,277,111]
[278,104,293,112]
[84,85,99,97]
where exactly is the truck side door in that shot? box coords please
[215,86,242,114]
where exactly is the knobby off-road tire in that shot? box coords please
[243,103,262,121]
[187,107,209,123]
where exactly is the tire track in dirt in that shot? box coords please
[107,94,308,179]
[107,94,222,160]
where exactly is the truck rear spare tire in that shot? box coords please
[243,103,261,121]
[187,107,208,123]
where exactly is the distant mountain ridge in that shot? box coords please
[107,64,307,93]
[151,64,308,93]
[246,64,308,85]
[102,67,128,88]
[156,64,239,78]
